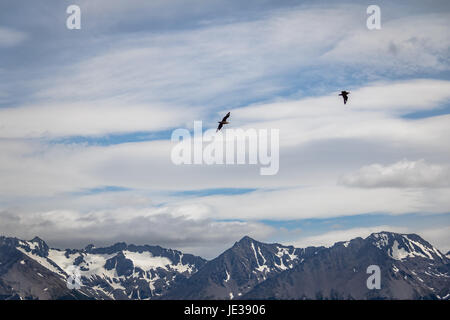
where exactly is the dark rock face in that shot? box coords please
[105,252,134,277]
[161,236,325,300]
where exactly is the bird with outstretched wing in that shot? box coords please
[216,112,230,132]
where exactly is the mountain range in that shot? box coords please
[0,232,449,300]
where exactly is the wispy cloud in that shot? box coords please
[321,13,450,74]
[173,185,450,220]
[0,26,27,47]
[19,5,450,108]
[339,159,450,188]
[0,208,275,259]
[0,101,195,139]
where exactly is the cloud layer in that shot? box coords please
[339,159,450,188]
[0,208,274,259]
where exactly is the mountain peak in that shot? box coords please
[30,236,45,243]
[368,231,423,244]
[369,230,404,238]
[238,235,255,243]
[84,244,95,251]
[232,235,259,249]
[367,231,444,261]
[19,236,50,257]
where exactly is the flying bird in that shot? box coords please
[216,112,230,132]
[339,91,350,104]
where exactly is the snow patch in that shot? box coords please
[168,253,195,274]
[123,250,172,271]
[251,242,270,273]
[17,247,64,277]
[26,241,38,250]
[274,246,298,271]
[389,240,411,260]
[224,269,230,283]
[373,233,389,249]
[403,236,434,259]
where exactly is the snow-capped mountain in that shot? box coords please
[243,232,450,300]
[1,232,449,300]
[161,236,325,299]
[0,236,93,300]
[368,232,447,262]
[0,236,206,300]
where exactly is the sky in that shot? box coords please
[0,0,449,259]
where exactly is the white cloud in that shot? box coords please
[31,6,450,107]
[4,78,450,149]
[0,27,26,47]
[0,101,195,139]
[234,79,450,120]
[173,185,450,221]
[0,208,275,259]
[418,225,450,253]
[322,13,450,74]
[231,79,450,152]
[0,78,449,206]
[339,159,450,188]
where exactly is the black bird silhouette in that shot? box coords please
[339,91,350,104]
[216,112,230,132]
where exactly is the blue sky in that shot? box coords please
[0,0,449,258]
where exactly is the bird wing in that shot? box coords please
[222,112,230,122]
[216,122,223,132]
